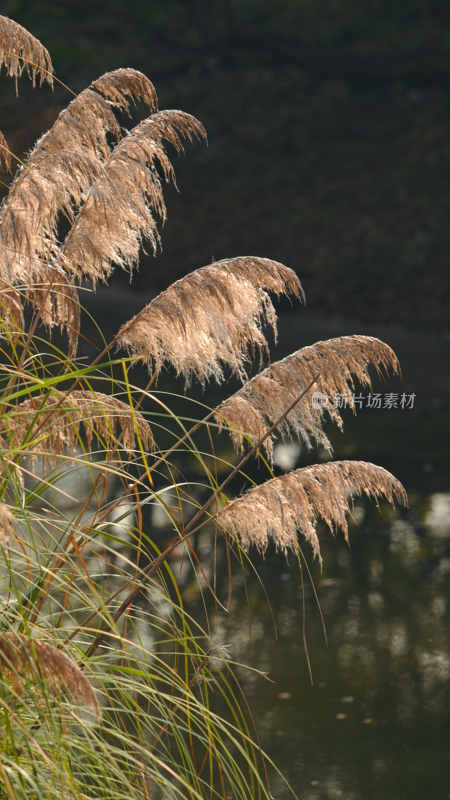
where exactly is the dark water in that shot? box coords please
[72,292,450,798]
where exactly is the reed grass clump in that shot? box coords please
[0,16,407,799]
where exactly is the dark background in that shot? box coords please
[2,0,450,332]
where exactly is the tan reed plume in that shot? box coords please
[0,16,53,88]
[0,68,156,280]
[217,460,407,563]
[1,390,153,468]
[61,110,207,284]
[31,267,81,359]
[91,68,158,115]
[0,632,101,719]
[117,256,304,385]
[215,335,400,459]
[0,69,157,351]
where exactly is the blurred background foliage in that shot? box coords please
[2,0,450,330]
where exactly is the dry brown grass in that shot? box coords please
[117,256,303,385]
[0,68,158,352]
[215,335,399,459]
[0,633,100,719]
[61,110,206,284]
[1,390,154,468]
[0,16,53,88]
[217,460,407,563]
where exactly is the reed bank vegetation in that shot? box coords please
[0,17,407,799]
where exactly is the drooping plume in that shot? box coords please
[116,256,304,385]
[0,633,101,719]
[215,336,400,458]
[62,110,207,283]
[2,390,154,468]
[0,69,157,352]
[217,460,407,563]
[0,69,157,284]
[31,265,80,360]
[0,16,53,88]
[92,68,158,116]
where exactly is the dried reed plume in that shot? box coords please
[2,390,153,466]
[0,504,15,546]
[31,266,80,359]
[117,256,304,384]
[0,69,156,279]
[0,69,156,350]
[216,335,399,459]
[0,16,53,88]
[217,460,407,563]
[61,110,207,283]
[92,68,157,116]
[0,130,11,172]
[0,633,101,719]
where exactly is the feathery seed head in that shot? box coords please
[217,460,407,563]
[117,256,303,385]
[0,633,101,719]
[62,110,207,283]
[215,394,273,461]
[0,16,53,88]
[30,265,81,359]
[1,390,154,469]
[216,335,399,459]
[0,69,162,353]
[92,68,157,115]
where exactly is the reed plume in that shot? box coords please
[31,266,81,359]
[117,256,303,385]
[0,16,53,88]
[0,633,101,719]
[1,390,153,467]
[0,69,157,351]
[61,110,207,283]
[91,68,157,115]
[216,335,399,458]
[0,69,156,280]
[217,460,407,563]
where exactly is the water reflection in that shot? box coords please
[273,442,302,471]
[24,461,450,797]
[426,493,450,537]
[173,496,450,799]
